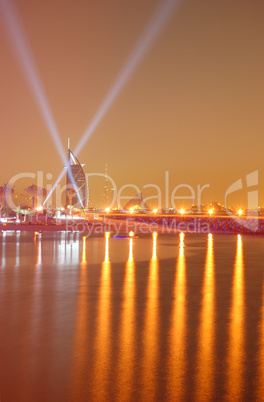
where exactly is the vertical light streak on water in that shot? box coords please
[68,234,80,265]
[30,233,42,366]
[58,232,66,265]
[53,234,56,264]
[166,232,186,400]
[15,232,42,400]
[152,231,157,260]
[36,233,42,267]
[1,232,6,268]
[70,236,89,399]
[66,235,73,264]
[31,234,42,331]
[91,232,112,399]
[141,232,159,400]
[104,232,110,263]
[128,237,134,263]
[255,263,264,399]
[12,232,19,292]
[225,234,245,400]
[0,233,6,296]
[195,233,215,401]
[116,237,135,400]
[15,231,20,268]
[81,235,87,265]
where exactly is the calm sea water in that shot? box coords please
[0,230,264,401]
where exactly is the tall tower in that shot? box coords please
[66,138,88,208]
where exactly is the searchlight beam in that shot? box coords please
[0,0,67,165]
[0,0,84,207]
[1,0,182,206]
[74,0,182,156]
[45,0,182,205]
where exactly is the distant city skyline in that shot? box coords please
[0,0,263,208]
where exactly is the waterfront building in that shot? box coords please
[66,140,88,208]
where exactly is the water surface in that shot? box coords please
[0,231,264,401]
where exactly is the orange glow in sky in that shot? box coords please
[0,0,264,207]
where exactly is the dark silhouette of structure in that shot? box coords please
[124,192,147,211]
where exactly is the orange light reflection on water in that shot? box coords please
[225,234,245,400]
[15,231,20,267]
[255,287,264,401]
[36,234,42,267]
[1,232,6,268]
[141,232,159,399]
[256,252,264,399]
[27,232,43,397]
[152,231,157,260]
[81,235,87,264]
[91,232,112,399]
[167,232,186,400]
[195,233,215,400]
[104,232,110,263]
[116,237,135,400]
[70,235,88,399]
[128,237,133,262]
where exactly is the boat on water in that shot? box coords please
[114,231,138,239]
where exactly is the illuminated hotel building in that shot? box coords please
[66,140,88,208]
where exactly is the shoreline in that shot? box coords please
[1,215,264,236]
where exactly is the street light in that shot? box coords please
[35,206,43,223]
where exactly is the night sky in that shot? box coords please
[0,0,263,208]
